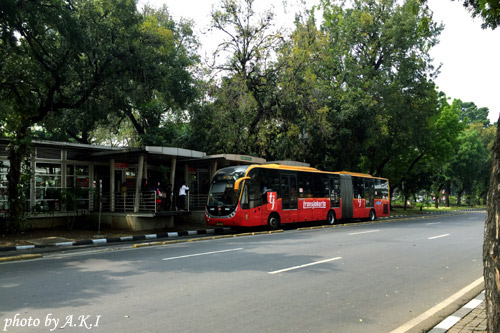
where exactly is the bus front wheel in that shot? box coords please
[327,210,336,225]
[268,213,280,230]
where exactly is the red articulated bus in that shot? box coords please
[205,164,390,229]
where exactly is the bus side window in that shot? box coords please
[353,177,364,200]
[241,185,249,209]
[267,170,280,198]
[374,179,389,199]
[247,170,264,208]
[298,172,312,198]
[314,174,329,198]
[381,179,389,199]
[364,178,374,207]
[248,180,261,208]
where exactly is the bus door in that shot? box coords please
[329,175,341,217]
[280,174,298,223]
[340,174,353,220]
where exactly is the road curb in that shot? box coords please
[0,227,232,253]
[0,253,43,263]
[428,291,485,333]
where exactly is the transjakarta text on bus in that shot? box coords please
[205,164,390,229]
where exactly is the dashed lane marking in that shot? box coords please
[162,248,244,261]
[268,257,342,275]
[428,234,450,240]
[348,230,380,236]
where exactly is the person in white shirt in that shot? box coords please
[178,181,189,210]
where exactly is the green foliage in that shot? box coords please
[0,0,495,231]
[20,3,200,147]
[317,0,443,180]
[197,0,285,156]
[460,0,500,29]
[454,99,490,127]
[0,0,200,230]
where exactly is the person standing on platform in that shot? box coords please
[153,181,163,211]
[178,181,189,211]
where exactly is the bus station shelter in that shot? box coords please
[0,139,270,230]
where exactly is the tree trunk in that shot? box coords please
[484,119,500,332]
[434,186,442,209]
[5,127,31,233]
[457,190,463,206]
[445,183,451,207]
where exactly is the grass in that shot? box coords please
[390,205,486,217]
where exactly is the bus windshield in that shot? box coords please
[207,166,249,206]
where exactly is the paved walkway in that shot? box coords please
[430,291,487,333]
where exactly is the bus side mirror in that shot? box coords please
[234,177,251,191]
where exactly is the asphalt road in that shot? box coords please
[0,212,485,332]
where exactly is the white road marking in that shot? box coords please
[428,234,450,240]
[389,276,484,333]
[348,230,380,236]
[162,248,243,261]
[268,257,342,275]
[426,222,441,225]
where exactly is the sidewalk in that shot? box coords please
[0,224,233,255]
[429,291,487,333]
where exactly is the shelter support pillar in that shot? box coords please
[134,155,144,212]
[110,159,115,212]
[184,164,189,186]
[209,161,217,181]
[170,158,176,210]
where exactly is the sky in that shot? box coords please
[139,0,500,123]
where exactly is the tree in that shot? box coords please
[455,0,500,328]
[0,0,141,231]
[485,119,500,331]
[446,128,486,205]
[454,99,490,127]
[33,4,199,148]
[113,5,199,147]
[460,0,500,29]
[319,0,443,180]
[0,1,201,231]
[269,8,333,164]
[470,122,496,204]
[198,0,284,156]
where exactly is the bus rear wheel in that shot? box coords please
[267,213,280,230]
[326,210,336,225]
[369,209,376,221]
